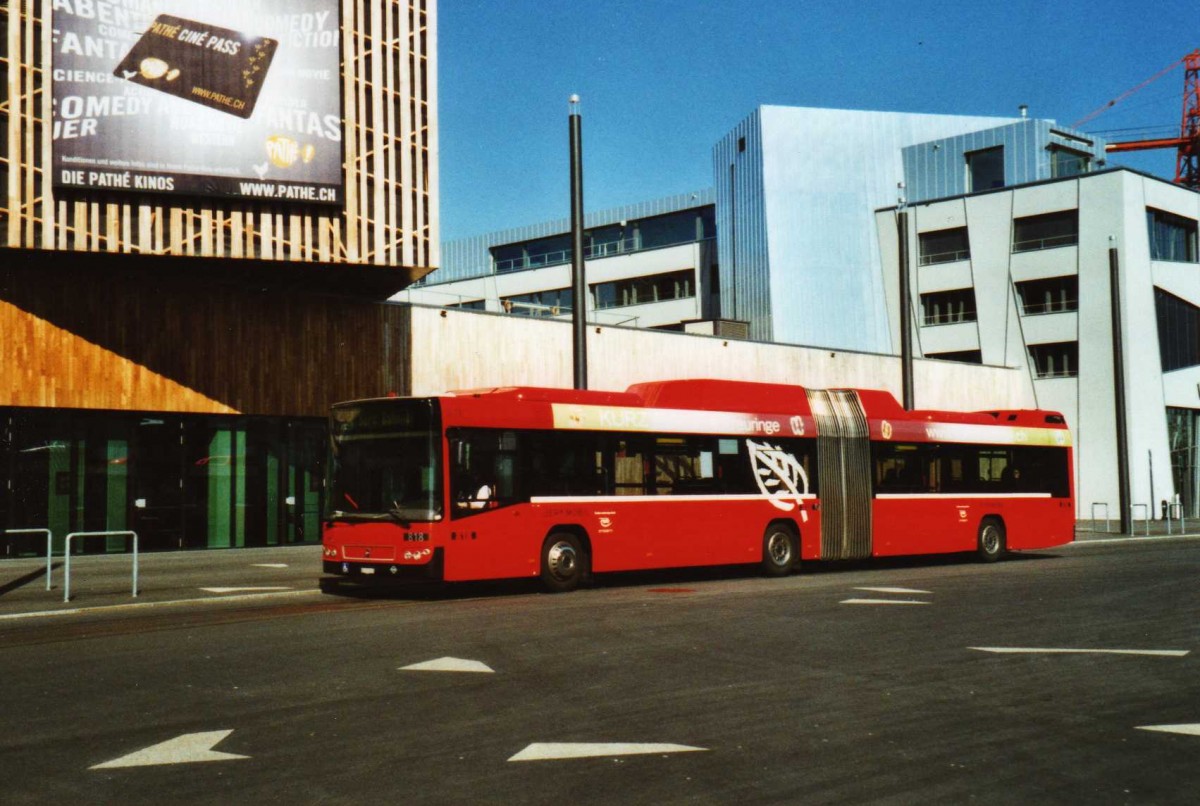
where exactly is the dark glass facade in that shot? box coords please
[1147,208,1199,263]
[1,408,325,557]
[918,227,970,266]
[1155,288,1200,372]
[1012,210,1078,252]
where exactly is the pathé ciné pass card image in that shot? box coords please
[113,14,278,119]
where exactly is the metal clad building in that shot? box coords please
[715,106,1019,349]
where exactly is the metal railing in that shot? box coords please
[63,531,139,603]
[1020,300,1079,316]
[4,528,53,590]
[921,311,977,327]
[1165,502,1187,535]
[1089,503,1111,533]
[1129,504,1151,536]
[1012,233,1078,253]
[918,248,970,266]
[494,237,641,274]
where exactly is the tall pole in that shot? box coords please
[897,207,914,410]
[569,95,587,390]
[1110,245,1132,533]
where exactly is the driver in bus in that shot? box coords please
[457,475,494,510]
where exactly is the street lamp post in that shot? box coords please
[569,95,587,391]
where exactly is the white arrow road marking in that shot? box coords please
[252,563,288,569]
[1137,724,1200,737]
[854,587,932,595]
[508,743,707,762]
[400,657,495,674]
[200,587,293,594]
[840,598,930,606]
[969,647,1189,657]
[90,730,248,769]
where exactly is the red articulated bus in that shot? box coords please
[321,379,1074,592]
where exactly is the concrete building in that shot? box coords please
[878,166,1200,520]
[714,106,1037,349]
[399,191,728,332]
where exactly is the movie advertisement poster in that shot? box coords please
[51,0,344,206]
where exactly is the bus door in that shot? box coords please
[807,390,873,560]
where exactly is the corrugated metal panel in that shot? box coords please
[807,389,872,560]
[738,106,1016,352]
[903,120,1108,203]
[714,109,770,341]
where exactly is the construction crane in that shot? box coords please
[1079,50,1200,188]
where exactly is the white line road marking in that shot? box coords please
[200,587,294,594]
[969,647,1189,657]
[0,589,321,621]
[508,743,707,762]
[854,587,932,595]
[252,563,289,568]
[1137,724,1200,737]
[90,730,249,769]
[400,657,495,674]
[840,598,930,606]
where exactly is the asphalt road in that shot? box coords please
[1,538,1198,804]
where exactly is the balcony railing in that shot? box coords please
[1033,368,1078,379]
[1012,233,1078,253]
[921,312,977,326]
[492,235,710,275]
[918,248,970,266]
[1020,300,1078,316]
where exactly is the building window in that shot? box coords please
[1028,342,1079,379]
[966,146,1005,191]
[1050,146,1090,178]
[488,207,714,274]
[1016,276,1078,315]
[1155,288,1200,371]
[451,299,487,311]
[501,288,573,317]
[918,227,970,266]
[926,350,982,364]
[920,288,977,326]
[594,269,694,310]
[1012,210,1078,252]
[1147,208,1199,263]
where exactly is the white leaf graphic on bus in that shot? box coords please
[747,439,810,520]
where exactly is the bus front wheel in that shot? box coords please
[977,517,1007,563]
[762,524,798,577]
[541,532,586,593]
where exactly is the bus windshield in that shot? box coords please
[328,398,443,523]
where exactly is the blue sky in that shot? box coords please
[437,0,1198,241]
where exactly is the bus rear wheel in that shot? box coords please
[977,517,1007,563]
[762,524,798,577]
[540,532,586,593]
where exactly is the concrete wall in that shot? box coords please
[878,169,1200,519]
[406,304,1035,412]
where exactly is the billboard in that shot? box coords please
[51,0,344,205]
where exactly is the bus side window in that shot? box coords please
[610,436,646,495]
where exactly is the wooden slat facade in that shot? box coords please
[1,255,413,417]
[0,0,439,271]
[0,1,437,418]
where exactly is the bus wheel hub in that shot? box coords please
[548,542,577,578]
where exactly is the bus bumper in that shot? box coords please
[323,548,444,581]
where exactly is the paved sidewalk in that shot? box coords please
[0,544,323,620]
[1075,518,1200,541]
[2,526,1197,621]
